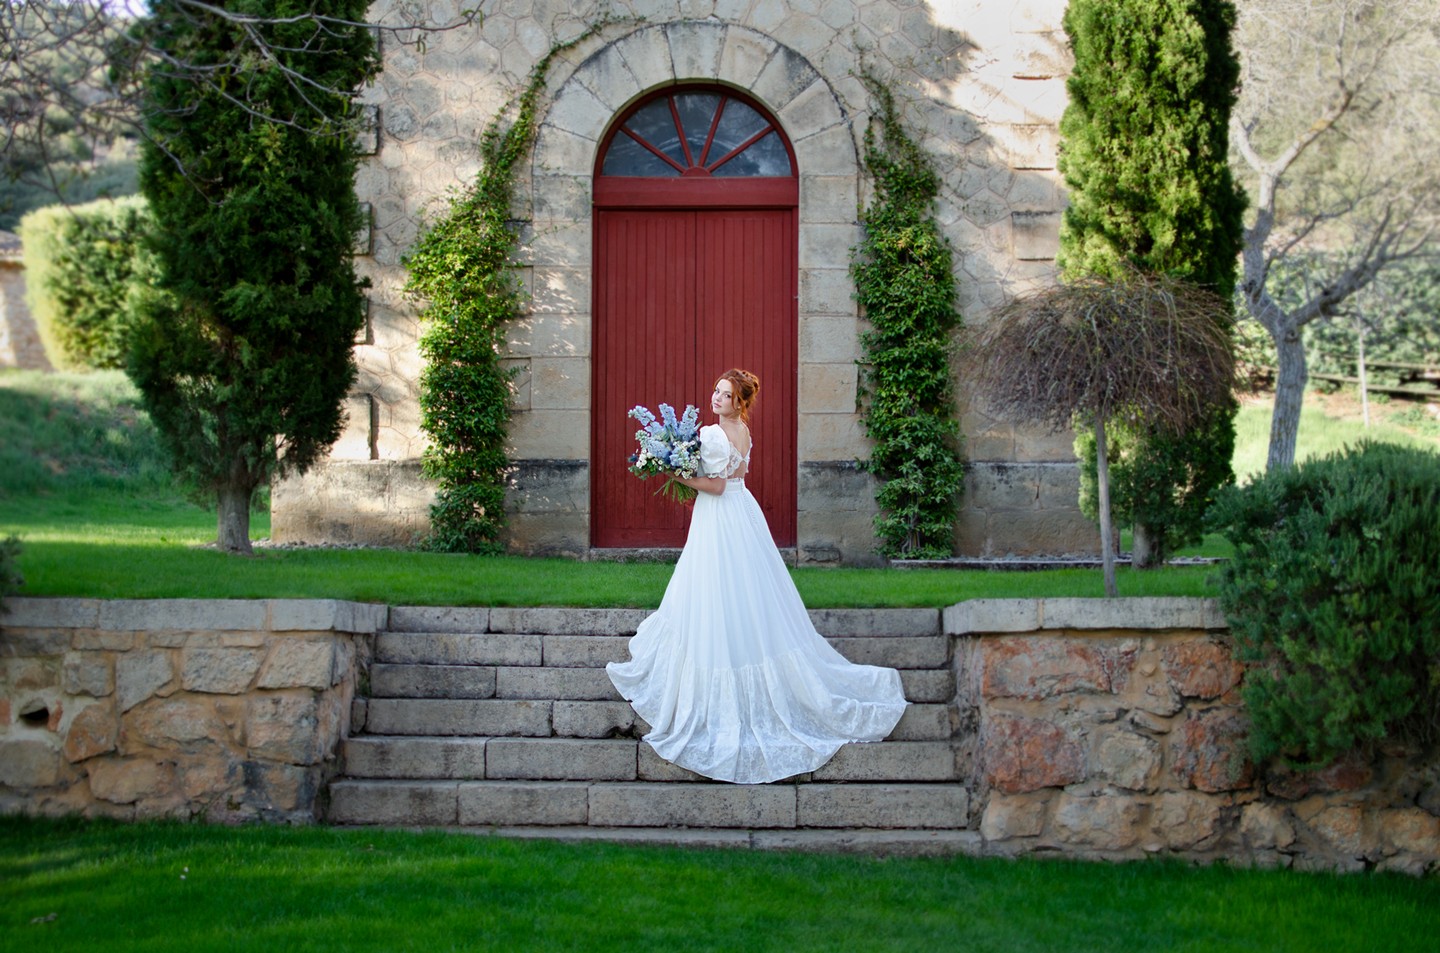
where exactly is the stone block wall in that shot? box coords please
[269,0,1094,563]
[946,599,1440,873]
[0,234,50,370]
[0,598,384,823]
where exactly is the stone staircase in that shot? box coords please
[326,607,979,852]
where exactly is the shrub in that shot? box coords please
[1075,395,1237,559]
[850,72,965,559]
[17,196,153,370]
[1209,441,1440,769]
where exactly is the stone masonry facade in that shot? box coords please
[4,596,1437,872]
[0,231,49,371]
[271,0,1098,563]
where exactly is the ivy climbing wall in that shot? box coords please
[272,1,1097,563]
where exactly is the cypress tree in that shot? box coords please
[129,1,380,553]
[1058,0,1247,565]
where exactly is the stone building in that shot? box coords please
[0,231,49,370]
[272,0,1096,564]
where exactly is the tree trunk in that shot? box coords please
[1267,318,1308,471]
[1095,415,1118,598]
[1131,522,1162,569]
[217,483,254,555]
[1356,317,1370,428]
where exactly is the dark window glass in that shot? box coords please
[601,91,793,178]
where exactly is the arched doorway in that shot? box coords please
[591,86,799,549]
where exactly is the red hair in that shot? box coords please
[718,368,760,424]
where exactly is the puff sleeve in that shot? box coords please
[698,424,731,478]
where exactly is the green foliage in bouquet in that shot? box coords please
[850,71,965,560]
[1209,442,1440,769]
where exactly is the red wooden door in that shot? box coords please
[591,87,799,549]
[592,209,797,547]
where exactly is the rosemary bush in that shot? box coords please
[1209,441,1440,768]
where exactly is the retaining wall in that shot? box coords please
[0,599,383,822]
[1,596,1436,872]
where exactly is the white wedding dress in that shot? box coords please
[606,423,908,784]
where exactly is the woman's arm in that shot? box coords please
[676,473,727,496]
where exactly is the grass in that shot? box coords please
[2,484,1214,605]
[1232,390,1438,482]
[4,370,1436,607]
[2,816,1437,953]
[0,369,1217,606]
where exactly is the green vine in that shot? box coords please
[850,70,966,559]
[403,28,607,553]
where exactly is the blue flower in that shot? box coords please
[625,402,704,503]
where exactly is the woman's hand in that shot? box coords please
[676,474,727,496]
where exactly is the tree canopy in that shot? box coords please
[127,0,381,553]
[1057,0,1246,566]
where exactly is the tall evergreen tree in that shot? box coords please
[1058,0,1247,565]
[129,0,380,553]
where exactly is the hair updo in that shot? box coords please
[719,368,760,424]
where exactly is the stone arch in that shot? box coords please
[515,21,868,560]
[533,22,858,187]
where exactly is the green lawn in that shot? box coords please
[1,491,1215,605]
[1232,392,1437,481]
[0,369,1219,605]
[5,370,1436,607]
[2,816,1436,953]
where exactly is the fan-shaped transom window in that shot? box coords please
[601,89,794,178]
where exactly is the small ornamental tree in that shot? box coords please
[851,73,965,559]
[129,0,380,554]
[1058,0,1247,566]
[973,269,1235,596]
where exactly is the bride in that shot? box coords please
[606,368,909,784]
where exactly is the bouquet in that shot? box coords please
[627,402,701,503]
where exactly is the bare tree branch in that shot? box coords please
[1,0,481,201]
[1231,0,1440,470]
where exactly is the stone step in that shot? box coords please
[375,631,950,670]
[342,736,961,783]
[384,606,940,639]
[371,663,498,699]
[489,826,982,856]
[358,699,952,742]
[369,663,954,703]
[328,779,970,830]
[363,698,552,737]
